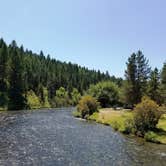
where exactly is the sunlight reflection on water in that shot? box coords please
[0,109,165,166]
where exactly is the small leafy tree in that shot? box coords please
[87,81,119,108]
[71,88,81,106]
[26,90,41,109]
[54,87,70,107]
[77,95,99,118]
[134,96,162,135]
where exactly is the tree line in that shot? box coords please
[0,38,165,110]
[123,51,166,107]
[0,38,118,110]
[84,51,165,109]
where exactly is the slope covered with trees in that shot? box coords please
[0,38,115,110]
[0,38,165,110]
[122,51,166,108]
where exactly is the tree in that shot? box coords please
[71,88,81,106]
[124,53,137,107]
[0,41,9,108]
[54,87,70,107]
[148,68,161,104]
[26,90,41,109]
[160,63,166,105]
[134,96,162,136]
[87,81,119,108]
[39,86,51,108]
[124,51,150,107]
[8,42,27,110]
[77,95,99,118]
[0,38,119,110]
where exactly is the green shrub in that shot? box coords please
[111,121,120,131]
[123,118,135,134]
[26,90,41,109]
[72,111,81,118]
[134,96,162,136]
[71,88,81,106]
[53,87,71,107]
[87,81,119,108]
[77,95,99,118]
[42,87,51,108]
[89,112,99,121]
[144,131,160,143]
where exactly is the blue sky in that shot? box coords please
[0,0,165,77]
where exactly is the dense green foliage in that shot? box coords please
[71,88,81,106]
[160,63,166,105]
[124,51,151,107]
[123,51,166,107]
[26,90,41,109]
[77,95,99,118]
[87,81,119,107]
[0,39,112,110]
[53,87,70,107]
[134,97,162,135]
[144,131,160,143]
[0,38,165,110]
[0,42,9,109]
[148,68,161,104]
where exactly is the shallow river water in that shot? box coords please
[0,108,166,166]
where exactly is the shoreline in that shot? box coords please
[73,108,166,145]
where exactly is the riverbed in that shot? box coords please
[0,108,165,166]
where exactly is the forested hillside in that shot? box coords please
[0,38,120,110]
[0,38,165,111]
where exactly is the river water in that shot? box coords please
[0,108,165,166]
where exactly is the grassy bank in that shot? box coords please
[88,108,166,144]
[0,107,7,112]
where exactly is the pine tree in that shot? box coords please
[124,53,137,107]
[160,63,166,105]
[8,41,27,110]
[124,51,150,107]
[0,38,117,110]
[136,51,151,97]
[0,40,9,108]
[148,68,160,103]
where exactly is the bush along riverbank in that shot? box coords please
[74,96,166,144]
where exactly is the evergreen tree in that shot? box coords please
[8,41,27,110]
[148,68,160,103]
[0,38,120,110]
[136,51,151,96]
[124,51,150,107]
[124,53,137,107]
[160,63,166,105]
[0,40,9,108]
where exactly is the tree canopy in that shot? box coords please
[87,81,119,107]
[0,38,115,110]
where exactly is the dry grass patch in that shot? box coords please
[89,108,166,144]
[89,108,133,132]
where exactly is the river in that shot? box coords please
[0,108,165,166]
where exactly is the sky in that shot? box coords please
[0,0,166,77]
